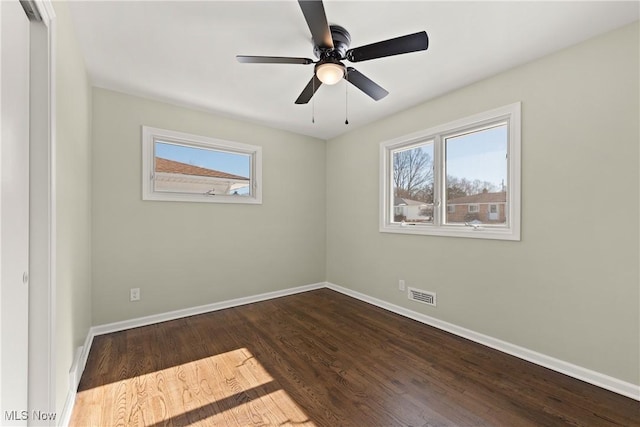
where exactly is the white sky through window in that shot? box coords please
[445,125,507,189]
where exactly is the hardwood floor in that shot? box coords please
[70,289,639,426]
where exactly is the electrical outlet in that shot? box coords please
[130,288,140,302]
[398,279,405,291]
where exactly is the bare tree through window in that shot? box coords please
[392,142,434,223]
[393,143,433,203]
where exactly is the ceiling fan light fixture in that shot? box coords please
[315,61,345,85]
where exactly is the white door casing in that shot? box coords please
[27,1,56,423]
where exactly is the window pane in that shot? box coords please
[391,141,434,223]
[154,141,251,196]
[445,124,507,225]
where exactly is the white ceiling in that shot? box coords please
[68,1,639,140]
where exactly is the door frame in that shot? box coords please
[26,0,56,422]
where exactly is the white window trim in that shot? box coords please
[380,102,521,241]
[142,126,262,204]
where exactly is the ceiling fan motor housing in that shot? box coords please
[314,25,351,60]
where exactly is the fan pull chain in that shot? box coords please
[344,73,349,125]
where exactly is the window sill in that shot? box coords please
[143,191,262,204]
[379,223,520,241]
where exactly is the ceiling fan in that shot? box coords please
[236,0,429,104]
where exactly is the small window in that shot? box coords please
[380,103,521,240]
[142,126,262,204]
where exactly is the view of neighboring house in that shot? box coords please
[154,157,250,196]
[447,190,506,224]
[394,197,433,222]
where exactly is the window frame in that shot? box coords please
[379,103,521,241]
[142,126,262,204]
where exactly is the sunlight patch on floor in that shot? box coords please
[71,347,316,426]
[190,389,315,427]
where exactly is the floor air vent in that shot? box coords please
[408,287,436,307]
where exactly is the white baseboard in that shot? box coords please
[64,279,638,423]
[324,282,640,401]
[58,345,85,427]
[91,282,325,336]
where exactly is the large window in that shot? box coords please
[142,126,262,204]
[380,103,521,240]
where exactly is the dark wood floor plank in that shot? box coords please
[275,293,528,425]
[227,301,348,426]
[70,289,640,427]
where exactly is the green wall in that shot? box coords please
[54,0,93,415]
[326,22,639,385]
[90,89,326,325]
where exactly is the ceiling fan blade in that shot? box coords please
[295,75,322,104]
[298,0,334,49]
[345,67,388,101]
[346,31,429,63]
[236,55,314,65]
